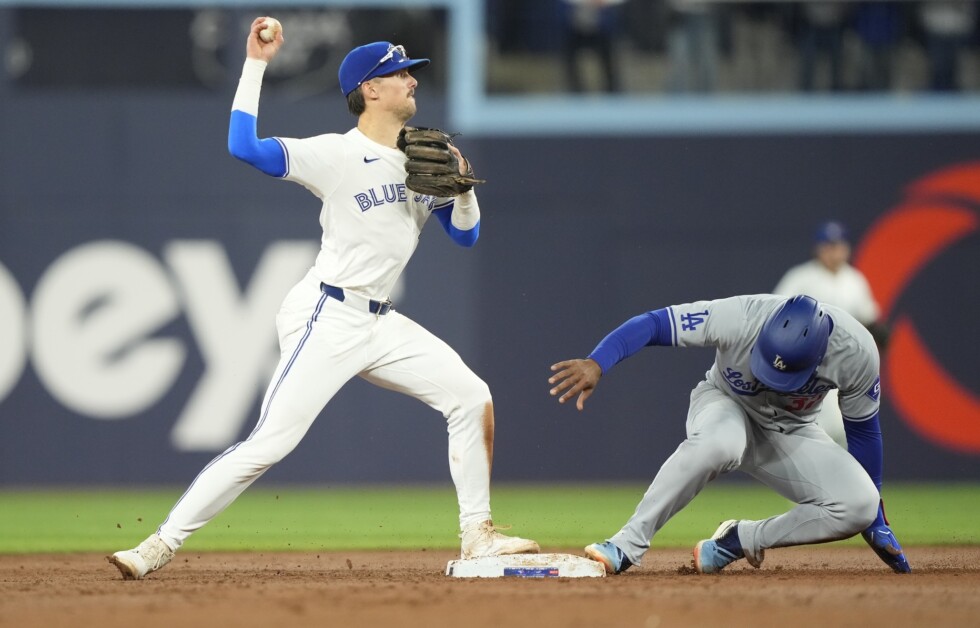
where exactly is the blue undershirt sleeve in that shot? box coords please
[587,308,672,374]
[844,413,883,491]
[432,206,480,247]
[844,412,887,526]
[228,110,287,177]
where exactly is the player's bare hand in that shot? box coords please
[246,17,283,63]
[549,359,602,411]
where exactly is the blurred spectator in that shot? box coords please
[773,220,885,448]
[729,2,791,91]
[665,0,720,93]
[853,1,906,91]
[917,0,978,91]
[486,0,980,96]
[561,0,625,93]
[489,0,561,54]
[798,1,850,91]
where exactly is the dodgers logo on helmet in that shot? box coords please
[750,295,831,393]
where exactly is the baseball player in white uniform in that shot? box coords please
[549,294,911,574]
[774,221,882,447]
[108,18,538,580]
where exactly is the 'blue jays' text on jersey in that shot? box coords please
[278,128,453,301]
[666,295,881,428]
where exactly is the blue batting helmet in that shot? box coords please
[750,295,832,392]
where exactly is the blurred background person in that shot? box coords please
[798,1,850,92]
[773,220,884,448]
[853,0,906,91]
[560,0,626,93]
[665,0,721,93]
[917,0,978,92]
[727,1,793,91]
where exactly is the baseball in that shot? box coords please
[258,18,282,43]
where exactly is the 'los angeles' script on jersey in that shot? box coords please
[722,366,835,397]
[723,367,765,395]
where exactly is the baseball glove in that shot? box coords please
[397,126,485,197]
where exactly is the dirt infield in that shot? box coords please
[2,547,978,627]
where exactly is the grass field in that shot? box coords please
[1,482,977,554]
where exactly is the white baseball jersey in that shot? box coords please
[773,260,880,325]
[278,129,449,301]
[665,294,881,427]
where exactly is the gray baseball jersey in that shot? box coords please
[666,294,881,427]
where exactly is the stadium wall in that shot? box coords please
[0,91,977,485]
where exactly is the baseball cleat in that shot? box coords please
[584,541,632,574]
[460,520,540,559]
[694,519,747,574]
[107,534,175,580]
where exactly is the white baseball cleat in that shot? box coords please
[107,534,175,580]
[460,520,540,559]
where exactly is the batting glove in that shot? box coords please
[861,501,911,574]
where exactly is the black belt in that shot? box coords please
[320,283,392,316]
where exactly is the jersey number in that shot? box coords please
[788,397,820,411]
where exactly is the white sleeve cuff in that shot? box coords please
[451,189,480,231]
[231,58,268,116]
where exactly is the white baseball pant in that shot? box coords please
[157,270,493,549]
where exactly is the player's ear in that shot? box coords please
[364,80,380,101]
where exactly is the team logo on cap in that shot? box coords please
[772,355,787,371]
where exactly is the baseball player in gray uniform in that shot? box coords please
[108,17,538,580]
[549,294,911,574]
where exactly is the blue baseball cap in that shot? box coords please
[814,221,849,244]
[750,295,831,392]
[338,42,430,96]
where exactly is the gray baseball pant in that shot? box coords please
[609,380,879,566]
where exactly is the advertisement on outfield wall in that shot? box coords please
[852,164,979,456]
[0,94,977,484]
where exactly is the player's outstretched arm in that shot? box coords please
[549,310,668,410]
[228,17,288,177]
[549,359,602,411]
